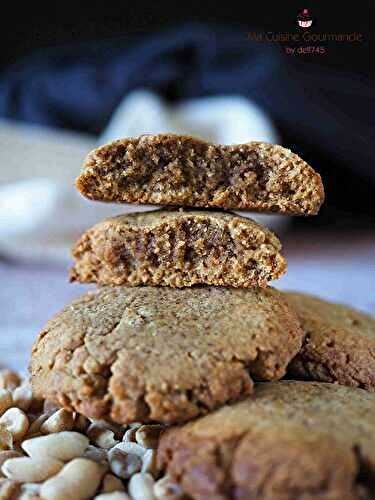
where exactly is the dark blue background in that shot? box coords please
[0,2,374,220]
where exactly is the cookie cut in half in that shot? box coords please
[158,381,375,500]
[286,292,375,391]
[70,209,287,288]
[76,134,324,215]
[31,286,303,424]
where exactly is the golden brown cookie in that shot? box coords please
[158,381,375,500]
[31,286,303,425]
[70,209,287,288]
[285,292,375,391]
[76,134,324,215]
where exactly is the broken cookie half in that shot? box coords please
[70,209,286,288]
[76,134,324,215]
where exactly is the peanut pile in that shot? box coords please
[0,369,184,500]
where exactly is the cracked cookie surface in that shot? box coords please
[30,286,303,424]
[76,134,324,215]
[286,292,375,391]
[70,209,287,288]
[158,381,375,500]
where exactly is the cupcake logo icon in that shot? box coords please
[297,9,313,28]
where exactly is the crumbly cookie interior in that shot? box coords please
[71,211,286,288]
[77,135,324,215]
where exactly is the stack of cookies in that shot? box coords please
[29,134,375,499]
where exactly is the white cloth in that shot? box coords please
[0,91,284,263]
[100,90,278,145]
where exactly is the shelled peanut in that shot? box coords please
[0,369,184,500]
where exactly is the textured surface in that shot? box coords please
[70,209,287,288]
[76,134,324,215]
[30,286,303,424]
[158,381,375,500]
[286,292,375,391]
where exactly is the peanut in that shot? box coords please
[0,450,23,477]
[12,385,33,412]
[109,449,142,480]
[141,449,158,477]
[128,473,156,500]
[40,409,75,434]
[89,420,124,441]
[2,456,63,482]
[87,424,118,449]
[0,408,29,441]
[122,424,141,444]
[135,425,164,449]
[22,432,89,461]
[40,458,104,500]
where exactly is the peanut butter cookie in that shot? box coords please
[76,134,324,215]
[286,292,375,391]
[31,286,303,425]
[70,209,286,288]
[158,381,375,500]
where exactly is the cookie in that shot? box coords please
[158,381,375,500]
[70,209,287,288]
[76,134,324,215]
[31,286,303,424]
[286,292,375,391]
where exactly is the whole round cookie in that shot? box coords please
[158,381,375,500]
[286,292,375,390]
[31,286,303,424]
